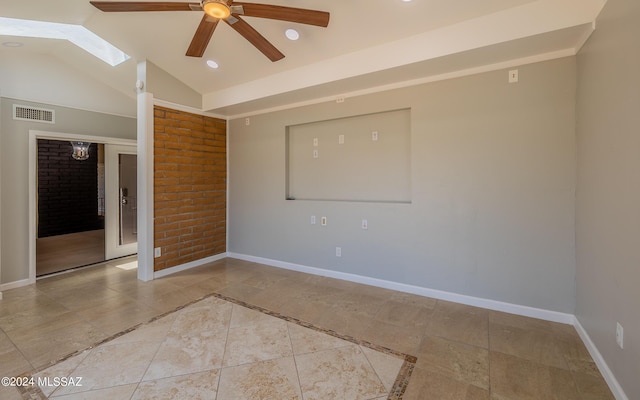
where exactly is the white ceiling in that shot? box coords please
[0,0,606,117]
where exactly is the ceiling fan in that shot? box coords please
[89,1,330,61]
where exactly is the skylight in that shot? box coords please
[0,17,130,66]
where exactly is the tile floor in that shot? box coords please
[0,256,615,399]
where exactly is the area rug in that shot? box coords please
[18,292,415,399]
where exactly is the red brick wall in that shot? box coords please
[153,106,226,271]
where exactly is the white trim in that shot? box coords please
[0,278,33,292]
[154,98,227,121]
[153,252,228,279]
[0,292,2,300]
[574,318,629,400]
[227,253,574,325]
[28,130,136,283]
[137,92,155,282]
[104,144,138,260]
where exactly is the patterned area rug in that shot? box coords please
[18,292,415,399]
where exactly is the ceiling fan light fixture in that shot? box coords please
[202,0,231,19]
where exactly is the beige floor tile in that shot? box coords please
[425,301,489,348]
[0,331,32,376]
[109,314,177,346]
[35,350,90,397]
[54,341,160,396]
[489,322,569,370]
[403,368,490,400]
[295,344,387,400]
[360,346,405,391]
[5,315,106,369]
[51,383,138,399]
[223,318,292,367]
[572,370,616,400]
[0,385,23,400]
[132,370,220,400]
[374,299,433,329]
[229,304,276,328]
[170,297,232,332]
[217,357,302,400]
[490,351,580,400]
[287,322,352,355]
[359,318,424,355]
[416,336,490,390]
[143,329,227,381]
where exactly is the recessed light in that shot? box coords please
[3,41,24,47]
[285,28,299,41]
[206,60,219,69]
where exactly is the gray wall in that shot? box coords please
[229,57,577,313]
[575,0,640,398]
[0,97,136,284]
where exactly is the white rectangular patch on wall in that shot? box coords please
[13,104,55,124]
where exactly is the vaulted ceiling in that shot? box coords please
[0,0,606,117]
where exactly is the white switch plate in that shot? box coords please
[313,137,318,146]
[338,134,345,144]
[336,247,342,257]
[313,149,319,158]
[362,219,368,230]
[372,131,378,141]
[321,216,327,226]
[311,215,316,225]
[509,69,519,83]
[154,247,162,258]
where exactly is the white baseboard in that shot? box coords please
[153,252,228,279]
[227,252,574,325]
[0,291,3,300]
[573,317,629,400]
[0,278,35,293]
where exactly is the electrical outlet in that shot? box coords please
[313,137,318,146]
[154,247,162,258]
[616,322,624,349]
[321,216,327,226]
[311,215,316,225]
[362,219,368,230]
[245,117,250,126]
[372,131,379,141]
[338,134,345,144]
[313,149,319,158]
[336,96,345,103]
[336,247,342,257]
[509,69,519,83]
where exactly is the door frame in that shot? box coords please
[28,130,136,282]
[104,144,138,260]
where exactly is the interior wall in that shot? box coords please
[575,0,640,398]
[229,57,577,313]
[0,97,136,284]
[153,106,226,271]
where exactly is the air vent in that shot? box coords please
[13,104,55,124]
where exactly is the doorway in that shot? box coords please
[33,137,137,276]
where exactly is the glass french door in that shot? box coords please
[105,144,138,260]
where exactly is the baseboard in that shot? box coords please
[227,252,574,325]
[0,291,3,300]
[573,317,629,400]
[153,252,228,279]
[0,278,35,293]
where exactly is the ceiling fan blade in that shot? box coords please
[225,16,284,62]
[186,14,220,57]
[90,1,199,12]
[233,3,329,27]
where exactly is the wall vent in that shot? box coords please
[13,104,55,124]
